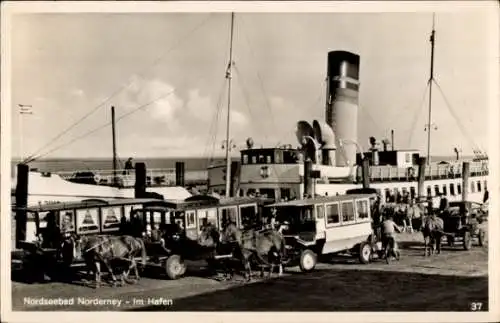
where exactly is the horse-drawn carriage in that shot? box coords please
[12,198,160,282]
[438,200,487,250]
[266,193,378,273]
[129,195,274,279]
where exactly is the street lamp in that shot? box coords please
[18,104,33,162]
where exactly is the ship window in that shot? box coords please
[251,156,257,164]
[484,180,487,190]
[457,183,462,195]
[247,188,256,196]
[275,151,282,164]
[243,154,249,164]
[477,181,482,192]
[283,151,298,164]
[280,188,291,201]
[434,185,440,196]
[384,188,391,203]
[450,184,455,196]
[258,155,265,163]
[405,153,410,163]
[471,181,476,193]
[326,203,340,225]
[427,186,432,197]
[410,187,416,199]
[260,188,276,200]
[442,185,447,196]
[266,155,272,164]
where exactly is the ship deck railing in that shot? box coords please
[356,161,489,183]
[55,168,208,187]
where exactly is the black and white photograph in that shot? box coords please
[1,1,498,322]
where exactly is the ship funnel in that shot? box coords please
[326,51,360,167]
[313,119,336,165]
[296,120,317,163]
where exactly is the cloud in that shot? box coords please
[70,89,85,97]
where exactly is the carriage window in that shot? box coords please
[442,185,447,196]
[427,186,432,197]
[434,185,440,196]
[219,207,238,229]
[356,200,369,220]
[206,208,217,226]
[326,203,340,225]
[470,181,476,193]
[186,210,196,229]
[240,205,257,228]
[315,205,325,219]
[197,209,208,230]
[59,210,75,231]
[477,181,482,192]
[450,184,455,196]
[76,208,99,234]
[341,201,355,223]
[457,183,462,195]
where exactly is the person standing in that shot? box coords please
[124,157,134,175]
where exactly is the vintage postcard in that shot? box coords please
[1,1,498,323]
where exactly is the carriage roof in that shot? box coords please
[19,198,160,213]
[134,195,274,212]
[267,194,375,208]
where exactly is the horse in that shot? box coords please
[200,223,286,281]
[75,235,147,288]
[420,215,444,256]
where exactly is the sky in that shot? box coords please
[8,8,495,160]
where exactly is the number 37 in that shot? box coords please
[470,302,483,311]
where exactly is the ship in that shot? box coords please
[206,14,489,205]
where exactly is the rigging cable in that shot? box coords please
[433,80,485,154]
[407,82,431,147]
[204,26,233,164]
[239,16,278,142]
[203,79,227,163]
[233,65,288,185]
[24,14,214,163]
[24,90,176,163]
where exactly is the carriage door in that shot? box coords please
[315,204,326,240]
[185,210,197,240]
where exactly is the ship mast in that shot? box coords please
[224,12,235,197]
[425,14,436,165]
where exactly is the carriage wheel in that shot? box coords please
[447,236,455,247]
[463,232,472,250]
[299,249,317,272]
[165,255,186,280]
[478,230,486,247]
[359,242,372,264]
